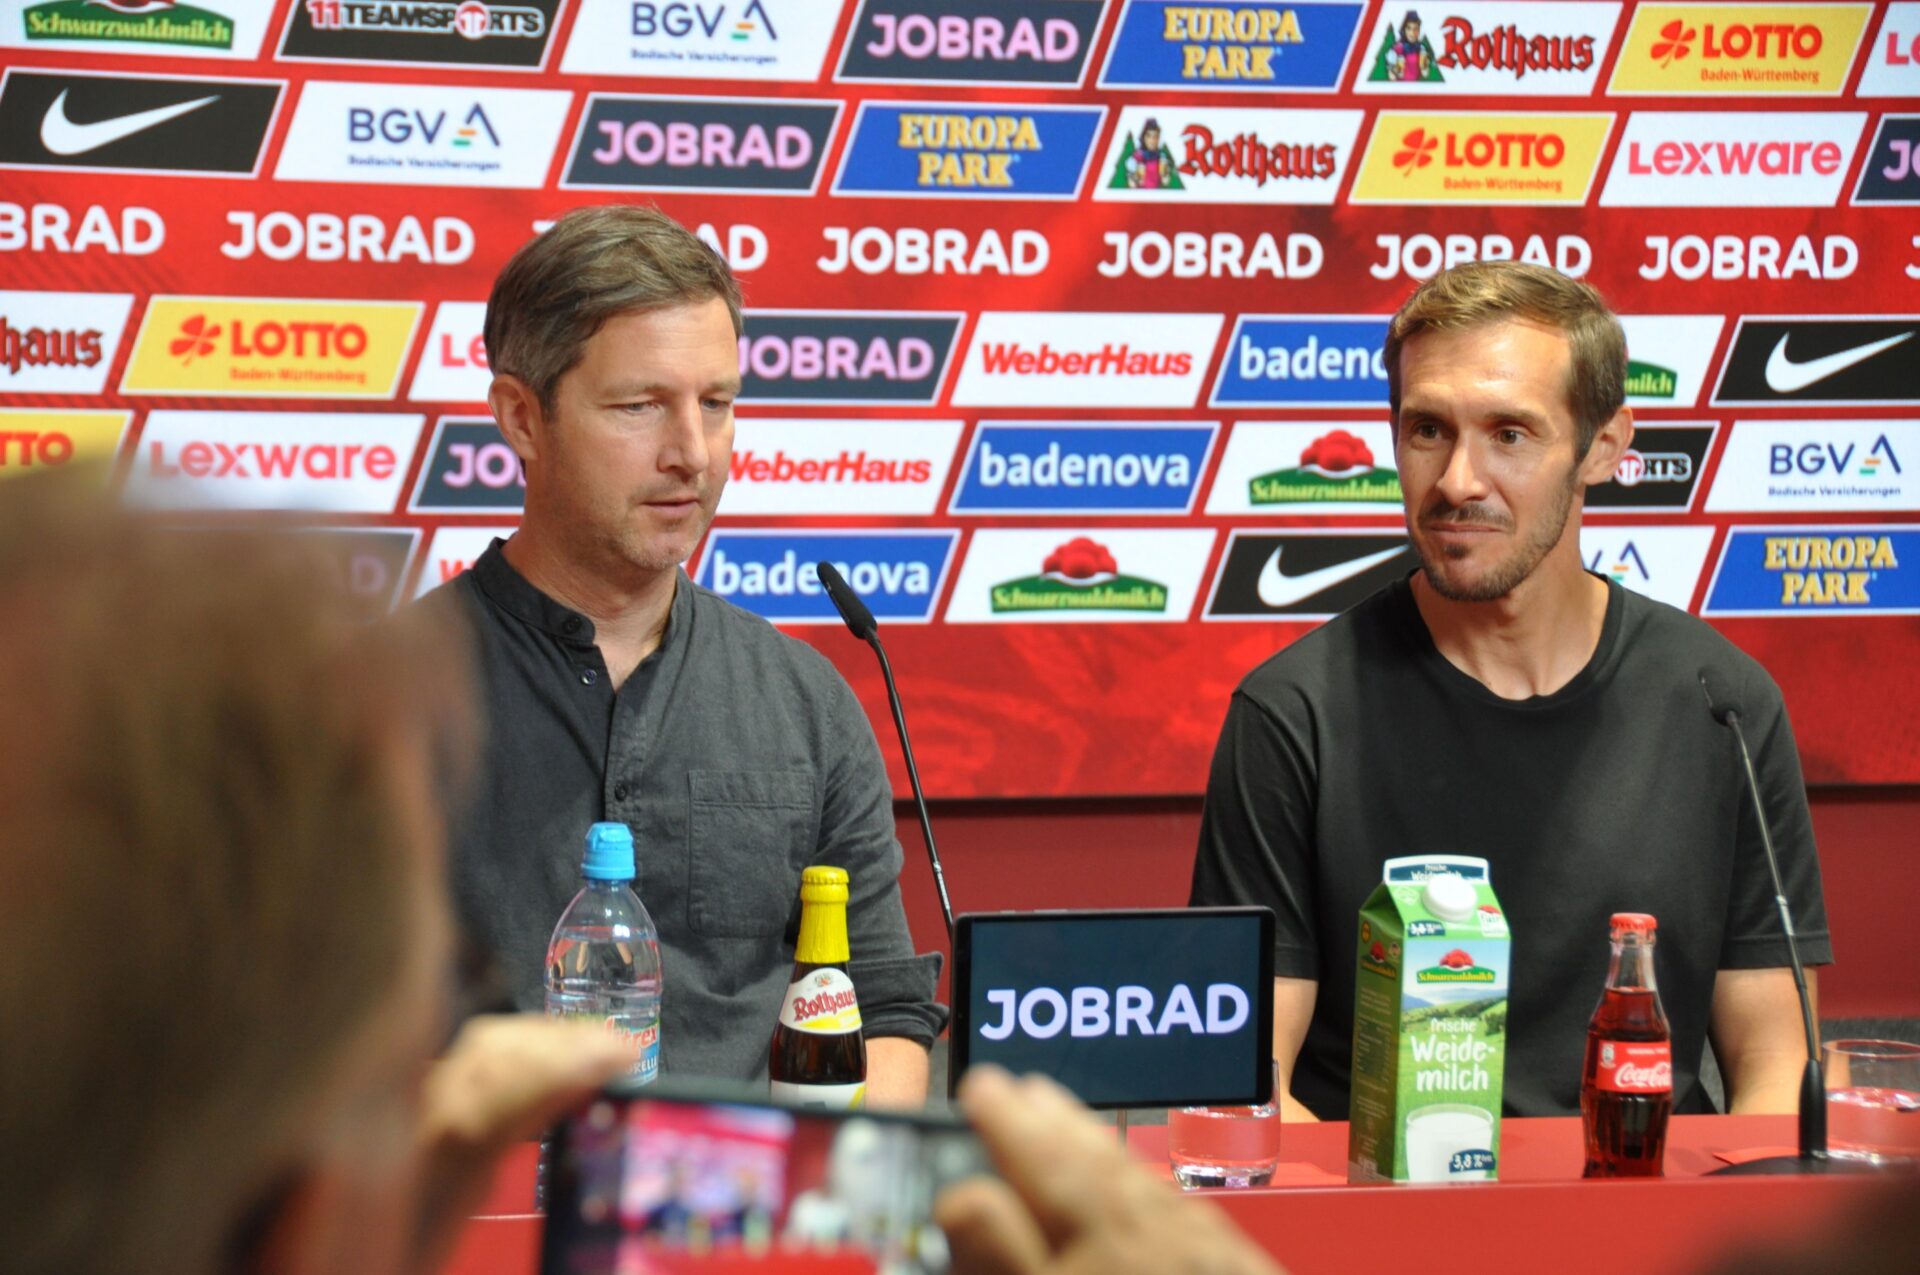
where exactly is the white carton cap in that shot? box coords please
[1422,874,1478,923]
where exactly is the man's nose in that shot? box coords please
[658,401,708,476]
[1436,437,1489,506]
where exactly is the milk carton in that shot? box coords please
[1347,855,1509,1184]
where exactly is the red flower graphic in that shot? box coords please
[1369,941,1387,961]
[1394,128,1437,175]
[1439,948,1475,969]
[1651,20,1695,68]
[1043,537,1118,580]
[1300,429,1374,473]
[169,314,221,364]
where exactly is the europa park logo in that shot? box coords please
[122,298,423,399]
[1610,4,1872,94]
[1351,112,1613,204]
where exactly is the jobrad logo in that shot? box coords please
[8,0,275,59]
[287,527,421,622]
[1859,3,1920,96]
[1211,316,1389,407]
[836,0,1103,85]
[560,0,843,80]
[950,423,1218,515]
[978,982,1251,1040]
[724,418,962,516]
[832,101,1103,198]
[695,529,958,624]
[1348,110,1613,203]
[276,81,571,187]
[409,417,522,513]
[1600,111,1864,207]
[1713,317,1920,406]
[1586,423,1715,511]
[1577,526,1715,611]
[120,297,423,398]
[1354,2,1619,95]
[0,289,132,393]
[736,311,961,405]
[1093,105,1362,205]
[279,0,564,69]
[0,408,129,480]
[0,68,282,176]
[126,410,424,512]
[1099,0,1365,90]
[1855,115,1920,205]
[1203,531,1415,620]
[1608,3,1870,95]
[1705,528,1920,615]
[562,94,839,193]
[1706,420,1918,513]
[944,527,1216,623]
[953,311,1222,408]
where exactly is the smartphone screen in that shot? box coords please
[542,1084,992,1275]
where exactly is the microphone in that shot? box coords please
[816,561,954,942]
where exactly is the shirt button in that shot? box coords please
[580,668,597,686]
[563,617,581,636]
[613,784,630,802]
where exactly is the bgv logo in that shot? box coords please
[979,982,1251,1041]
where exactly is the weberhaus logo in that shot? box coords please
[953,311,1222,408]
[832,101,1103,198]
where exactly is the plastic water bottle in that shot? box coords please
[544,822,662,1085]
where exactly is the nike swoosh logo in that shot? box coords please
[1763,331,1914,394]
[39,88,219,156]
[1256,544,1406,608]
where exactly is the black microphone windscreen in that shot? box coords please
[816,561,877,641]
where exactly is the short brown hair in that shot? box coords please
[0,473,472,1275]
[1384,261,1627,457]
[484,204,744,413]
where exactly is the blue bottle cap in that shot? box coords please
[582,822,635,882]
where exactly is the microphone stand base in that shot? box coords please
[1708,1154,1883,1176]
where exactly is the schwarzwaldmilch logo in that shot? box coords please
[1205,533,1416,619]
[1624,357,1678,399]
[1713,317,1920,405]
[1249,428,1400,505]
[279,0,563,69]
[21,0,236,50]
[990,537,1169,613]
[0,69,280,174]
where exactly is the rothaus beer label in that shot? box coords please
[778,967,864,1034]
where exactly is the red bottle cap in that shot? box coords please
[1610,912,1658,935]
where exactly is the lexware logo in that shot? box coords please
[561,94,840,193]
[831,101,1104,199]
[737,311,962,405]
[408,417,522,513]
[1600,111,1864,207]
[1092,105,1363,205]
[1706,421,1918,513]
[951,312,1223,409]
[0,67,282,176]
[695,529,959,625]
[1577,526,1715,611]
[1618,315,1725,407]
[1354,2,1621,95]
[1205,422,1401,514]
[1859,3,1920,96]
[120,297,422,399]
[407,301,489,402]
[0,409,130,479]
[412,523,517,598]
[1098,0,1366,91]
[8,0,276,59]
[944,527,1216,623]
[1203,530,1415,620]
[0,289,133,393]
[950,422,1218,515]
[278,0,564,69]
[275,81,571,188]
[836,0,1103,86]
[1608,3,1870,95]
[1586,423,1716,512]
[1704,527,1920,615]
[1713,317,1920,406]
[561,0,843,81]
[1854,115,1920,205]
[1348,111,1613,204]
[125,411,424,512]
[723,418,963,516]
[1210,316,1389,407]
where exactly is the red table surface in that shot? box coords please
[448,1115,1896,1275]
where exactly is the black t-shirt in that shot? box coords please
[1189,574,1832,1119]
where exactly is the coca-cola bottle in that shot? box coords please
[769,865,867,1109]
[1582,913,1673,1177]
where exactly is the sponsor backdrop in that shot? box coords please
[3,0,1917,794]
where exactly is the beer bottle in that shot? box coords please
[769,866,867,1109]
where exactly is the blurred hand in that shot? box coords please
[412,1014,631,1269]
[936,1066,1286,1275]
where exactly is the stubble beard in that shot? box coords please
[1415,463,1581,603]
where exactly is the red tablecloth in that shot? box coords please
[449,1115,1893,1275]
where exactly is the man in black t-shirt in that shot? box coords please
[1190,262,1831,1121]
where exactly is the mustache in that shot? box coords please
[1419,500,1513,532]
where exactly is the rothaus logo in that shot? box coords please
[0,290,132,393]
[0,316,102,376]
[1211,316,1390,406]
[1099,1,1367,90]
[951,423,1217,515]
[695,529,959,624]
[1094,106,1363,205]
[837,0,1104,85]
[978,982,1252,1041]
[832,101,1103,198]
[736,311,961,404]
[1358,3,1612,91]
[563,95,839,193]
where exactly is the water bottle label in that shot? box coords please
[770,1079,866,1111]
[779,968,863,1035]
[1593,1039,1671,1093]
[550,1010,659,1085]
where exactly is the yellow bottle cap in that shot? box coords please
[800,865,850,904]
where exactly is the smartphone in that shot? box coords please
[541,1079,993,1275]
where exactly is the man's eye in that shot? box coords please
[1412,422,1440,439]
[1496,428,1523,445]
[702,398,733,412]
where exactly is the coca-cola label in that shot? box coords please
[780,967,864,1034]
[1594,1039,1672,1093]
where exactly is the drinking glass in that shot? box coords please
[1168,1063,1282,1189]
[1824,1039,1920,1166]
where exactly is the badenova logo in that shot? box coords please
[1599,111,1864,207]
[0,68,283,176]
[1205,422,1400,514]
[837,0,1104,85]
[943,527,1217,623]
[0,408,130,478]
[1706,420,1918,513]
[1704,527,1920,615]
[831,101,1104,198]
[412,523,517,598]
[1210,316,1390,407]
[120,297,422,398]
[278,0,564,70]
[1854,115,1920,205]
[1608,3,1870,95]
[1354,2,1621,95]
[949,422,1218,515]
[1092,105,1363,205]
[1859,2,1920,96]
[408,417,523,513]
[560,0,843,80]
[407,300,489,401]
[125,411,424,512]
[0,289,133,393]
[1618,314,1725,406]
[723,418,963,515]
[1577,525,1715,611]
[694,529,959,625]
[7,0,276,59]
[1098,0,1365,90]
[736,311,962,405]
[1348,110,1613,204]
[1713,317,1920,406]
[1202,531,1416,620]
[561,94,839,193]
[952,311,1223,408]
[275,81,571,188]
[1586,423,1716,511]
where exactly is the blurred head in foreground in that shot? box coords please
[0,472,472,1275]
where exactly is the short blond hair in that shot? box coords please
[1384,261,1627,457]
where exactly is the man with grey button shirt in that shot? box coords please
[430,205,945,1104]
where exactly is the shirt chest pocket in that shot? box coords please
[687,769,818,938]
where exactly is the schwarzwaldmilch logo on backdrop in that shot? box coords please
[0,68,281,174]
[1712,316,1920,405]
[836,0,1106,85]
[736,311,962,404]
[1203,532,1416,619]
[16,0,238,51]
[278,0,564,69]
[561,94,840,192]
[989,537,1171,614]
[1585,424,1715,511]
